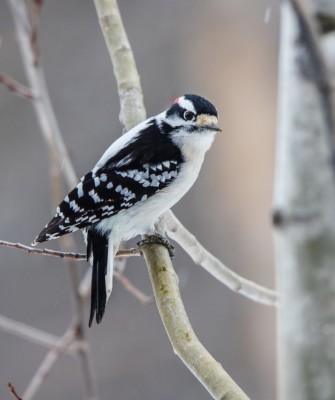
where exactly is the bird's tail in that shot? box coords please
[87,230,117,327]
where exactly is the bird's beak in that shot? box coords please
[197,114,222,133]
[205,123,222,133]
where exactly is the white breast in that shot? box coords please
[96,130,217,240]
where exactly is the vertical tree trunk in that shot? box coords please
[274,1,335,399]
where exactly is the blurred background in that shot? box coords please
[0,0,278,399]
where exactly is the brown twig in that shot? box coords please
[0,74,35,99]
[27,0,43,65]
[0,239,142,260]
[8,383,23,400]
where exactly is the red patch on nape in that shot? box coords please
[173,97,180,104]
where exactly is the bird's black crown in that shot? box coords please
[183,94,218,117]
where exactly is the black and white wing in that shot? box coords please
[33,120,183,244]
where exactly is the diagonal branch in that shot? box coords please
[8,383,22,400]
[0,73,35,99]
[7,0,77,189]
[143,243,250,399]
[164,211,278,306]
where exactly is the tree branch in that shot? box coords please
[143,243,250,399]
[0,239,142,260]
[22,323,78,400]
[274,1,335,398]
[7,0,77,189]
[93,0,250,398]
[0,73,35,99]
[164,211,278,306]
[8,383,23,400]
[93,0,146,130]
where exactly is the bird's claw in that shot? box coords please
[137,234,175,258]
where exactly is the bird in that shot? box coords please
[32,94,221,326]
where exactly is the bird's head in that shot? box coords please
[162,94,221,135]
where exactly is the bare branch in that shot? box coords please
[93,1,250,398]
[143,243,250,399]
[0,315,84,355]
[7,0,77,189]
[93,0,146,131]
[164,211,278,306]
[0,239,142,260]
[22,323,77,400]
[8,383,22,400]
[0,73,35,99]
[275,1,335,398]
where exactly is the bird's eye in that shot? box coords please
[183,111,195,121]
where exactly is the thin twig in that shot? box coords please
[78,264,153,304]
[114,270,154,304]
[22,323,77,400]
[164,211,278,306]
[0,314,85,354]
[0,239,142,260]
[27,0,43,66]
[0,73,35,99]
[8,383,23,400]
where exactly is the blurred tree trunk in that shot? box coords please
[274,1,335,399]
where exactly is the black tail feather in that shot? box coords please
[87,229,108,327]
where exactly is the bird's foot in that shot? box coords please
[137,234,175,258]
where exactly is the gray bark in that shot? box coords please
[274,1,335,399]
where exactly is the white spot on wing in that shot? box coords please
[70,200,80,212]
[77,182,84,198]
[89,189,101,203]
